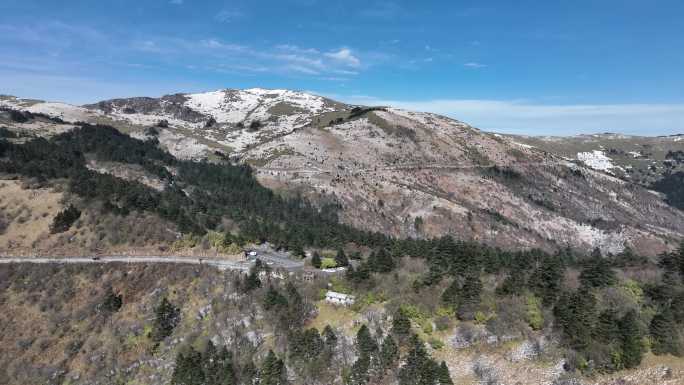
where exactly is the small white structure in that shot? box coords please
[325,291,355,306]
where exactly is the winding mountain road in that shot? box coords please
[0,256,252,272]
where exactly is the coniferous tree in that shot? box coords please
[391,308,412,339]
[619,310,644,369]
[528,254,565,305]
[101,288,123,313]
[151,297,180,342]
[379,335,399,373]
[457,274,482,320]
[356,325,378,357]
[263,286,288,311]
[50,204,81,233]
[650,309,683,356]
[369,248,395,273]
[441,279,460,308]
[260,350,286,385]
[554,289,597,350]
[311,251,322,269]
[437,361,453,385]
[579,257,617,288]
[323,325,337,349]
[243,263,262,292]
[335,248,349,267]
[350,325,378,385]
[171,347,204,385]
[398,335,439,385]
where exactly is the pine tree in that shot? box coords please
[356,325,378,357]
[350,354,370,385]
[369,248,395,273]
[391,308,412,338]
[441,279,459,308]
[350,325,377,385]
[335,248,349,267]
[379,335,399,372]
[457,274,482,320]
[263,286,288,311]
[620,310,644,369]
[323,325,337,349]
[151,297,180,342]
[437,361,453,385]
[650,309,683,356]
[312,251,322,269]
[243,265,262,292]
[260,350,286,385]
[579,257,617,288]
[528,254,565,305]
[171,347,205,385]
[398,335,437,385]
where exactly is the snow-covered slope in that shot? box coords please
[83,88,344,152]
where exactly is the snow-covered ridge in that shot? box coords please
[184,88,334,124]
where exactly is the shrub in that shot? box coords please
[248,120,262,131]
[320,257,337,269]
[101,288,123,313]
[150,297,180,342]
[50,204,81,233]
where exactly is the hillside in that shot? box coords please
[2,90,683,256]
[1,91,684,385]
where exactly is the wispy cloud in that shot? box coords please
[338,96,684,136]
[464,62,487,69]
[214,9,245,23]
[324,48,361,68]
[128,36,365,78]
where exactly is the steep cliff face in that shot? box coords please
[2,90,683,255]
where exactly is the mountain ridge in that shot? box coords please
[2,89,683,256]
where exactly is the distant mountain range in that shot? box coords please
[2,89,683,255]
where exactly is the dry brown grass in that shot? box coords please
[0,179,64,252]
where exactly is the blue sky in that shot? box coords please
[1,0,683,135]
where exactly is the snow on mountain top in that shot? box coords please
[1,97,99,123]
[183,88,335,124]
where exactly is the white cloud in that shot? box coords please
[464,62,487,69]
[338,96,684,136]
[324,48,361,68]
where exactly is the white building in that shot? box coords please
[325,291,355,306]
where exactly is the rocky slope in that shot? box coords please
[2,90,683,256]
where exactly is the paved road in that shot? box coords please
[0,256,255,271]
[0,253,306,271]
[248,244,304,270]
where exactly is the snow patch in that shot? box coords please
[577,150,614,171]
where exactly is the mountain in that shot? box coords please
[2,89,683,256]
[507,133,684,185]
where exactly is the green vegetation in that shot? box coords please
[150,297,180,343]
[101,288,123,313]
[50,204,81,233]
